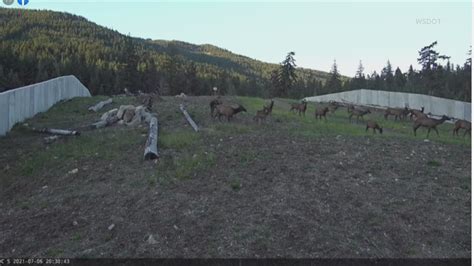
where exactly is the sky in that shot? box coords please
[4,0,472,76]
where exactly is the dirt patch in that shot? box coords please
[0,96,470,258]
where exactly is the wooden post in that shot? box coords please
[144,116,159,160]
[179,104,199,132]
[88,98,113,112]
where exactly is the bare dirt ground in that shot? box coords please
[0,95,470,258]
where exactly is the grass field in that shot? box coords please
[0,95,470,258]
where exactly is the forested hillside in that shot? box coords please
[0,8,470,101]
[0,8,331,97]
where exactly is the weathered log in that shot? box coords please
[34,128,80,136]
[90,116,119,129]
[88,98,113,112]
[44,135,59,144]
[179,104,199,132]
[144,116,159,160]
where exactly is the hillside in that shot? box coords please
[0,95,470,257]
[0,8,334,97]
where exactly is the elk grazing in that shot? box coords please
[349,108,371,123]
[453,119,471,137]
[366,120,383,134]
[413,115,450,137]
[409,106,425,120]
[290,100,308,116]
[384,107,409,121]
[315,107,330,121]
[209,97,223,117]
[214,104,247,122]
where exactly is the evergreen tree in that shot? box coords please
[273,51,298,97]
[393,67,406,91]
[325,60,342,92]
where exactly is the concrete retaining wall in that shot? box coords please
[305,89,471,121]
[0,76,91,136]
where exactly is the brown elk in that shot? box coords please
[366,120,383,134]
[210,97,223,117]
[384,107,409,121]
[409,106,425,120]
[290,100,308,116]
[264,100,274,115]
[413,115,450,137]
[253,107,270,124]
[214,104,247,122]
[349,108,371,123]
[315,107,330,121]
[453,119,471,137]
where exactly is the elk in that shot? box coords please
[328,101,340,114]
[253,107,270,124]
[384,107,409,121]
[366,120,383,134]
[453,119,471,137]
[315,107,330,121]
[264,100,274,115]
[209,97,223,117]
[290,100,308,116]
[409,106,425,120]
[214,104,247,122]
[413,115,450,137]
[349,108,371,123]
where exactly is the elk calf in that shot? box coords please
[349,108,371,123]
[315,107,329,121]
[453,119,471,137]
[366,120,383,134]
[290,100,308,116]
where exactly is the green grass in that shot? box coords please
[174,151,217,180]
[160,131,199,150]
[427,160,442,167]
[18,126,144,176]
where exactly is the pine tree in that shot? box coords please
[325,60,342,92]
[273,51,298,97]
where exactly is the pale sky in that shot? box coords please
[4,0,472,76]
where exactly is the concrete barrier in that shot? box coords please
[305,89,471,121]
[0,76,91,136]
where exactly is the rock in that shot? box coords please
[68,168,79,175]
[4,164,10,171]
[423,139,430,142]
[147,234,158,244]
[42,185,48,189]
[73,221,78,226]
[108,224,115,231]
[173,225,179,230]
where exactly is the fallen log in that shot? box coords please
[179,104,199,132]
[144,116,159,160]
[34,128,80,136]
[88,98,113,112]
[90,116,120,129]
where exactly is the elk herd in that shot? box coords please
[208,97,471,139]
